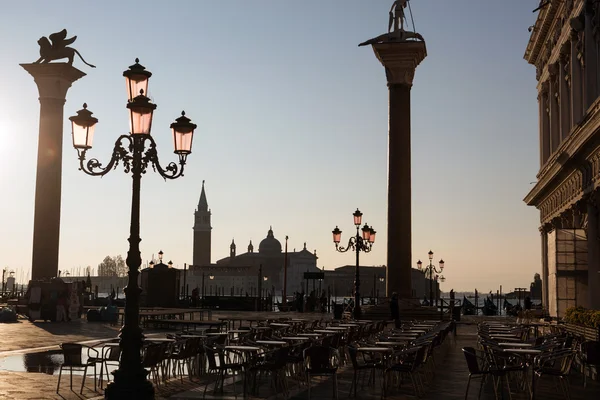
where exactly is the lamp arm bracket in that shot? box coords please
[143,135,186,180]
[336,236,357,253]
[78,134,132,176]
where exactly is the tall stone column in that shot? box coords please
[559,51,571,140]
[587,193,600,309]
[540,227,549,310]
[370,41,426,299]
[541,82,551,164]
[585,2,598,109]
[549,64,561,153]
[20,63,85,280]
[570,29,584,124]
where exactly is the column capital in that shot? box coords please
[20,63,86,101]
[372,41,427,87]
[539,223,553,234]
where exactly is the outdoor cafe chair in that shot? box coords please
[95,343,121,389]
[383,345,425,399]
[249,347,290,398]
[532,348,576,400]
[203,345,244,399]
[579,341,600,388]
[347,344,385,397]
[141,343,164,387]
[462,346,499,400]
[304,345,340,400]
[56,343,99,394]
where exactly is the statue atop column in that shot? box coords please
[34,29,96,68]
[359,0,424,46]
[389,0,408,33]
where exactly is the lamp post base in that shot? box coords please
[104,369,155,400]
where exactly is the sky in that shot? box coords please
[0,1,542,293]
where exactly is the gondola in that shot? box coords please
[462,296,476,315]
[482,297,498,316]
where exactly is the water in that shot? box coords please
[0,350,69,375]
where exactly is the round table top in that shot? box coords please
[502,348,542,354]
[280,337,310,341]
[357,347,393,352]
[225,345,261,351]
[145,338,175,342]
[498,342,532,347]
[256,340,287,345]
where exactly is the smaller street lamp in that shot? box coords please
[209,274,215,280]
[167,260,173,268]
[158,251,164,263]
[332,208,376,320]
[417,250,446,306]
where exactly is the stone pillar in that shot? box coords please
[20,63,86,281]
[370,41,426,299]
[585,3,598,109]
[540,227,549,310]
[539,85,550,166]
[559,51,572,140]
[587,193,600,309]
[549,64,561,153]
[541,82,551,164]
[571,29,584,124]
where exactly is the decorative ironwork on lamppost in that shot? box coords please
[69,58,197,399]
[332,208,376,320]
[416,250,445,307]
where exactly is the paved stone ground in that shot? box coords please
[1,315,599,399]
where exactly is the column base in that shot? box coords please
[104,369,154,400]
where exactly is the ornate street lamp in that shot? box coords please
[332,208,376,320]
[70,59,197,399]
[417,250,445,306]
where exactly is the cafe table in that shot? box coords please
[270,323,291,328]
[376,342,406,347]
[498,342,533,347]
[314,330,338,334]
[256,340,287,346]
[145,338,175,343]
[297,333,321,337]
[280,336,310,341]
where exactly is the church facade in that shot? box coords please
[524,0,600,317]
[190,184,319,294]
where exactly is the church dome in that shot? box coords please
[259,226,282,255]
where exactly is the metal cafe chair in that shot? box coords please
[304,345,340,400]
[95,344,121,389]
[56,343,99,394]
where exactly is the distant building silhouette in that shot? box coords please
[193,181,211,266]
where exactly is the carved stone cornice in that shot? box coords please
[536,170,584,224]
[372,41,427,87]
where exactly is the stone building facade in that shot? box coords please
[524,0,600,317]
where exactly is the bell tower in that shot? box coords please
[193,180,211,266]
[230,239,236,258]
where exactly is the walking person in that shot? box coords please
[56,292,67,322]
